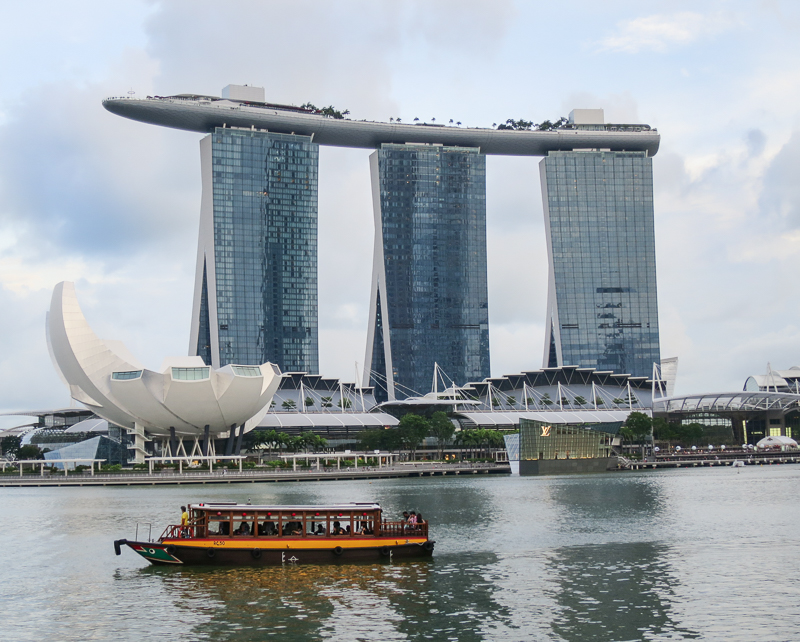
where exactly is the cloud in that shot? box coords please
[759,131,800,229]
[598,11,737,53]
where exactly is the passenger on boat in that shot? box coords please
[332,520,344,535]
[180,506,189,536]
[258,521,277,536]
[357,521,373,535]
[314,524,325,536]
[218,521,231,536]
[235,521,250,536]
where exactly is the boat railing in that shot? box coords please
[380,521,428,538]
[135,522,153,542]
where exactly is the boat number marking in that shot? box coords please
[213,541,226,546]
[281,552,285,564]
[288,556,298,564]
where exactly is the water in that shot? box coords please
[2,466,799,641]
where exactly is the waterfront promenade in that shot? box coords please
[0,461,510,487]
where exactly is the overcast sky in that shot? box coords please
[2,0,800,426]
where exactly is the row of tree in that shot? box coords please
[495,117,569,131]
[620,413,722,448]
[0,436,46,460]
[242,430,327,456]
[357,412,505,459]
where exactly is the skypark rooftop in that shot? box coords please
[102,94,660,157]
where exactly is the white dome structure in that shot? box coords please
[47,282,281,462]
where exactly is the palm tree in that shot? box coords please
[449,119,453,125]
[413,117,419,122]
[456,121,461,126]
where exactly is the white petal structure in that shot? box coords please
[47,282,281,462]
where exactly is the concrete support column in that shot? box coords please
[234,424,244,455]
[129,422,147,465]
[225,424,236,456]
[169,427,177,460]
[202,425,210,456]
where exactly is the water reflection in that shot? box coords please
[545,542,699,641]
[140,553,511,642]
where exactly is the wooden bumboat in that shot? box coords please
[114,502,434,565]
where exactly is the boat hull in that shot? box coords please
[116,537,434,566]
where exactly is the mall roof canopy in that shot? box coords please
[257,412,398,429]
[454,409,637,428]
[654,392,800,416]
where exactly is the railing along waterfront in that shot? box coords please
[0,461,510,485]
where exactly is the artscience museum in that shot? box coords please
[46,281,281,463]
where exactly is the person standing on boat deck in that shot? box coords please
[180,506,189,537]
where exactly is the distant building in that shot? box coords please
[365,144,490,400]
[541,109,660,378]
[189,125,319,372]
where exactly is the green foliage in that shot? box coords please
[541,393,553,406]
[304,397,315,407]
[337,397,352,409]
[101,464,123,472]
[506,396,517,407]
[357,428,401,452]
[496,118,534,130]
[620,411,652,444]
[429,411,455,458]
[1,436,21,457]
[301,103,350,119]
[321,396,333,408]
[397,413,430,453]
[18,444,44,460]
[454,428,505,458]
[574,396,587,406]
[281,399,297,411]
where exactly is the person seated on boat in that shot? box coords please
[332,520,344,536]
[314,524,326,536]
[235,521,250,536]
[218,521,230,536]
[259,521,277,536]
[357,521,373,535]
[344,525,351,535]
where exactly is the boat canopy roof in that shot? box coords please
[189,502,382,512]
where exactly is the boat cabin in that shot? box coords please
[162,502,426,540]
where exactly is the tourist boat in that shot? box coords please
[114,502,434,565]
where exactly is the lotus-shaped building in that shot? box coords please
[47,282,281,462]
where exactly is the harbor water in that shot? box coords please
[2,465,799,641]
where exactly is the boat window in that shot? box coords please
[207,511,232,536]
[280,512,303,536]
[233,512,254,536]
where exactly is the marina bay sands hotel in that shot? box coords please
[103,85,661,401]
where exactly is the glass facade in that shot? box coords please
[519,419,618,460]
[368,144,490,400]
[541,151,660,377]
[196,128,319,372]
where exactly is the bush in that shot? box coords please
[101,464,123,473]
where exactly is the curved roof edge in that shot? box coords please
[103,97,660,157]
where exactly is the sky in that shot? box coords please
[2,0,800,426]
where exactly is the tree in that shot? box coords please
[574,396,587,407]
[337,398,352,409]
[321,396,333,408]
[429,411,455,459]
[0,436,21,458]
[281,399,297,411]
[18,444,44,460]
[507,396,517,407]
[397,413,430,457]
[621,411,652,459]
[304,397,315,408]
[541,393,553,406]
